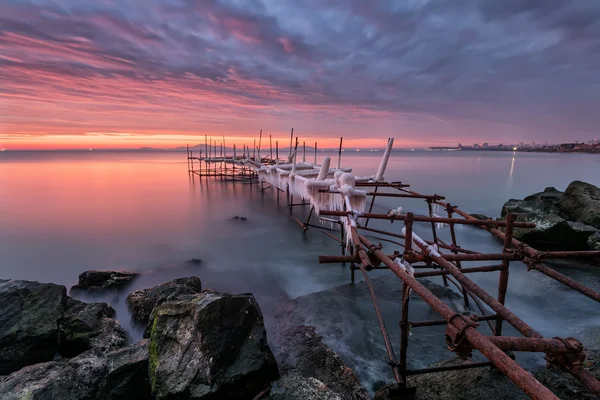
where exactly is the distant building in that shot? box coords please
[473,143,479,149]
[482,143,489,149]
[498,144,504,149]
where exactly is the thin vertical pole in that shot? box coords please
[314,141,317,164]
[428,201,448,286]
[337,137,343,169]
[258,130,263,161]
[205,135,208,178]
[186,144,190,172]
[446,206,471,310]
[289,128,294,158]
[253,139,256,160]
[400,212,414,383]
[303,141,306,163]
[496,213,516,336]
[364,186,378,227]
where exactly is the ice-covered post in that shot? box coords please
[317,157,331,181]
[375,137,394,182]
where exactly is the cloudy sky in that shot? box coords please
[1,0,599,149]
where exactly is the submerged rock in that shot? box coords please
[274,325,371,400]
[0,350,107,400]
[105,340,152,400]
[559,181,600,229]
[148,290,279,399]
[127,276,202,324]
[0,280,67,375]
[58,298,128,357]
[71,270,139,293]
[269,373,342,400]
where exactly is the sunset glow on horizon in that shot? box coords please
[1,1,599,150]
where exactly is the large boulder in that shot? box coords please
[71,270,139,293]
[588,231,600,251]
[148,290,279,399]
[127,276,202,324]
[58,298,128,357]
[274,325,371,400]
[104,340,152,400]
[501,188,598,251]
[559,181,600,229]
[0,280,67,375]
[0,350,107,400]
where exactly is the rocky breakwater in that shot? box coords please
[0,272,370,399]
[501,180,600,251]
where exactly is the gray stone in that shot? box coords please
[560,181,600,228]
[274,325,371,400]
[0,341,153,400]
[588,231,600,251]
[0,280,67,375]
[127,276,202,324]
[269,373,342,400]
[0,350,107,400]
[58,298,128,357]
[71,270,139,293]
[149,290,279,399]
[104,340,152,400]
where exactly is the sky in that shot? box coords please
[1,0,599,149]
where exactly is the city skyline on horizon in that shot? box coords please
[1,1,599,150]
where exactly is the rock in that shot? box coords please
[269,373,342,400]
[274,325,371,400]
[559,181,600,228]
[104,340,152,400]
[127,276,202,324]
[501,196,597,251]
[71,270,139,293]
[148,290,279,399]
[0,350,107,400]
[58,298,128,357]
[187,258,202,265]
[588,231,600,251]
[0,280,67,375]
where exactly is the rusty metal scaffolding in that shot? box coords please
[186,135,600,399]
[318,182,600,400]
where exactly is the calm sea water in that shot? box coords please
[1,150,599,389]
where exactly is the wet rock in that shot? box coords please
[274,325,371,400]
[148,290,279,399]
[501,197,596,251]
[104,340,152,400]
[0,280,67,375]
[559,181,600,229]
[58,298,128,357]
[71,270,139,293]
[127,276,202,324]
[0,350,107,400]
[269,373,342,400]
[587,231,600,251]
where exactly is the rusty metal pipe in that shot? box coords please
[357,225,480,254]
[405,229,542,339]
[433,202,600,303]
[360,236,559,400]
[410,314,499,328]
[496,214,516,336]
[320,210,536,228]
